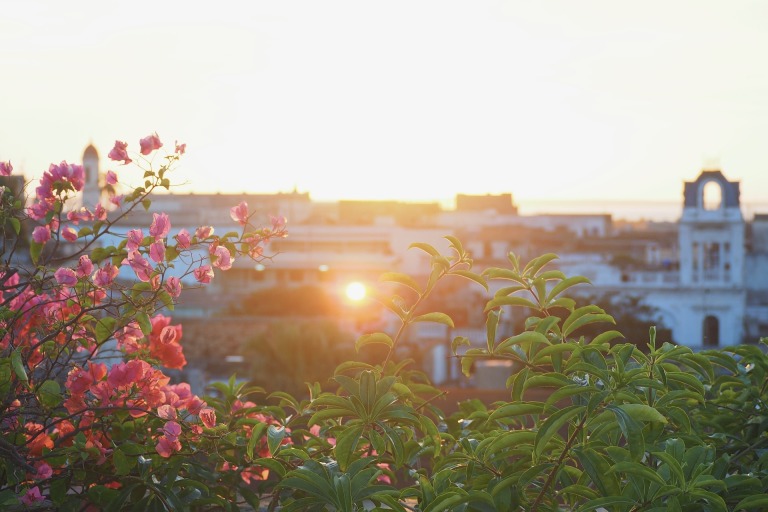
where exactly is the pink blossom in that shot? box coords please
[61,226,78,242]
[106,170,118,185]
[94,203,107,220]
[32,226,51,244]
[149,240,165,263]
[108,141,132,164]
[107,360,144,388]
[67,208,94,224]
[164,276,182,297]
[157,404,177,420]
[159,325,177,345]
[212,245,233,271]
[193,265,214,284]
[271,215,287,232]
[127,252,153,282]
[175,229,191,249]
[195,226,214,239]
[126,229,144,253]
[21,486,44,506]
[199,407,217,428]
[109,194,123,208]
[230,201,249,226]
[175,141,186,155]
[156,435,181,458]
[150,213,170,239]
[139,132,163,155]
[0,161,12,177]
[76,255,94,278]
[54,268,78,287]
[93,263,119,288]
[35,462,53,480]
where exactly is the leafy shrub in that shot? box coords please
[3,142,768,511]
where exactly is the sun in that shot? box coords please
[345,281,367,302]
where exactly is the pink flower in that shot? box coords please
[127,252,153,282]
[212,245,233,271]
[195,226,214,239]
[164,276,182,297]
[107,360,145,389]
[139,132,163,155]
[54,268,78,287]
[163,420,182,440]
[159,325,177,345]
[61,226,78,242]
[175,141,186,155]
[0,161,12,177]
[35,462,53,480]
[193,265,214,284]
[94,203,107,220]
[157,404,177,420]
[199,407,217,428]
[126,229,144,253]
[156,435,181,458]
[109,194,123,207]
[150,213,170,239]
[93,263,119,288]
[149,240,165,263]
[271,215,287,232]
[108,140,132,164]
[76,255,94,278]
[21,486,44,506]
[230,201,249,226]
[32,226,51,244]
[175,229,191,249]
[106,170,118,185]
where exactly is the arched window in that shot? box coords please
[703,315,719,347]
[702,181,723,210]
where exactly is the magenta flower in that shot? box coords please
[108,140,132,164]
[127,229,144,253]
[157,404,177,420]
[32,226,51,244]
[139,132,163,155]
[54,268,78,287]
[230,201,249,226]
[175,141,186,155]
[0,161,12,176]
[193,265,214,284]
[212,245,233,271]
[93,263,119,288]
[76,255,94,278]
[175,229,191,249]
[164,276,182,297]
[195,226,214,239]
[106,170,118,185]
[61,226,78,242]
[150,213,170,239]
[149,240,166,263]
[21,486,44,506]
[127,253,153,282]
[199,407,217,428]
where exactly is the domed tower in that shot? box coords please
[678,169,746,346]
[82,144,103,208]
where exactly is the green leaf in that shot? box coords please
[95,317,117,344]
[409,242,440,257]
[267,424,287,457]
[30,240,43,265]
[10,348,27,384]
[380,272,422,293]
[523,253,559,276]
[450,270,488,291]
[246,423,267,460]
[615,403,667,424]
[495,331,549,354]
[356,333,393,351]
[37,379,61,408]
[610,461,666,486]
[534,405,585,460]
[451,336,470,353]
[444,235,465,256]
[577,496,636,512]
[546,276,591,303]
[485,295,539,311]
[113,448,133,476]
[734,494,768,511]
[9,217,20,235]
[335,424,364,472]
[136,312,152,335]
[412,312,454,328]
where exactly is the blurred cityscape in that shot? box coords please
[11,145,768,397]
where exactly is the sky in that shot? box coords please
[3,1,768,215]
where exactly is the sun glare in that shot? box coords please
[345,282,367,302]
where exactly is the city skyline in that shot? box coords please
[4,1,768,206]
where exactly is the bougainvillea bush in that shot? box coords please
[3,138,768,511]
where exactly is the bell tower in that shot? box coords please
[82,144,102,208]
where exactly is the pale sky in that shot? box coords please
[3,1,768,210]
